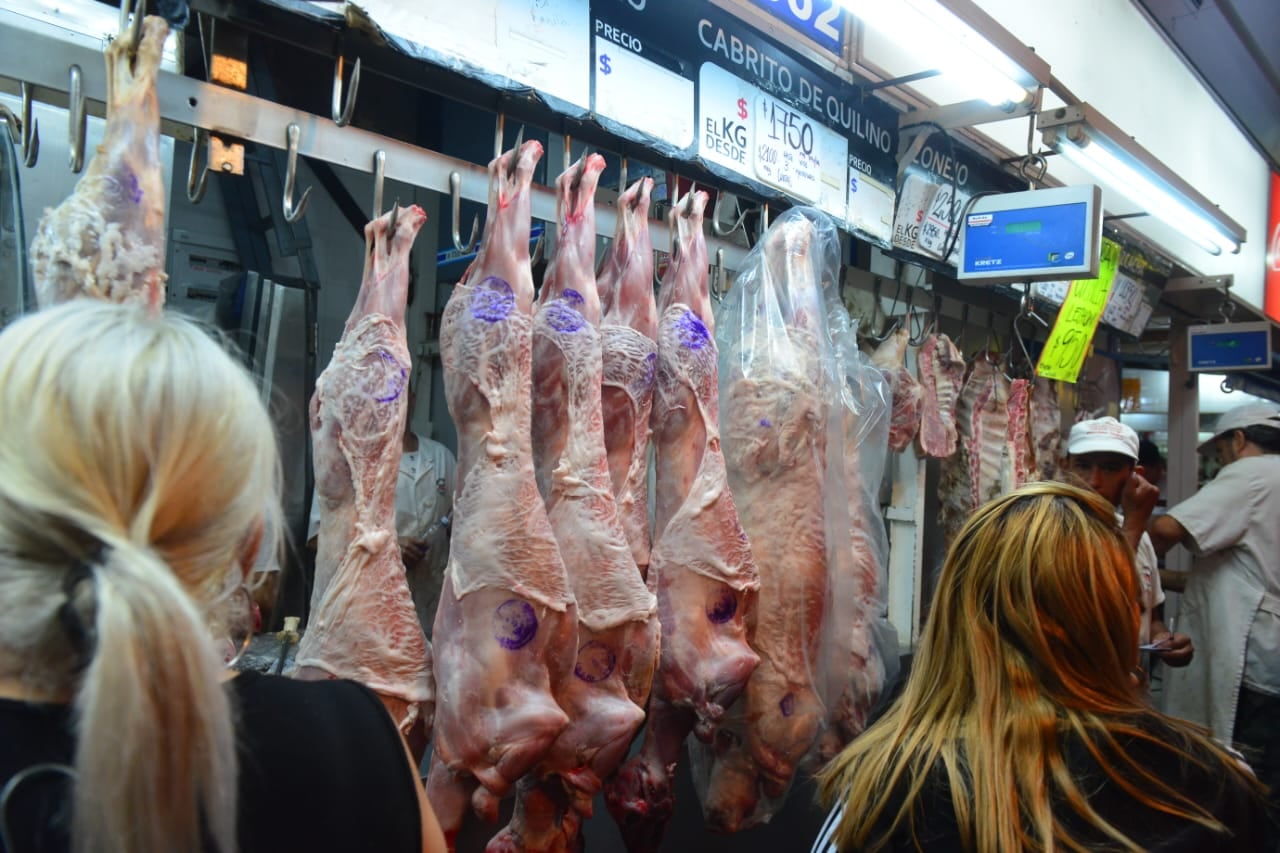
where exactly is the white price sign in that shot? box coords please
[753,94,847,216]
[348,0,590,110]
[753,94,822,202]
[594,38,694,149]
[699,64,847,215]
[698,63,755,179]
[847,168,893,245]
[1101,271,1151,335]
[916,183,971,263]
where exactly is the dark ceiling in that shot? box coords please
[1135,0,1280,174]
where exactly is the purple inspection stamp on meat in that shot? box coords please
[471,276,515,323]
[374,351,408,403]
[494,599,538,650]
[779,692,796,717]
[543,299,585,334]
[674,309,710,349]
[573,640,617,683]
[706,586,738,624]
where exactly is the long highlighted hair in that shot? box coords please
[818,480,1263,852]
[0,300,282,853]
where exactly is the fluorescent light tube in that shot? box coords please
[1056,137,1238,255]
[839,0,1031,106]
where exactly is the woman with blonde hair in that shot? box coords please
[0,301,444,853]
[814,480,1270,852]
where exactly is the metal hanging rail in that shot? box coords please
[0,21,753,269]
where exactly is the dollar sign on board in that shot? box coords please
[600,55,612,75]
[737,98,748,120]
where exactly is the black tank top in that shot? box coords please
[0,670,421,852]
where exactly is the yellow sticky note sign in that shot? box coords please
[1037,239,1121,383]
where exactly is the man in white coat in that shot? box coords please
[1147,401,1280,833]
[1063,417,1192,661]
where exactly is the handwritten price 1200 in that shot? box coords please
[759,98,814,157]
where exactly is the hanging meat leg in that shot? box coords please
[427,141,577,846]
[605,191,760,853]
[31,15,169,310]
[489,155,658,853]
[870,327,923,452]
[295,205,433,749]
[598,177,659,579]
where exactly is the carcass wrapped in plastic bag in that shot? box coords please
[688,207,855,830]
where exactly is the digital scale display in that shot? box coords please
[1188,322,1273,372]
[958,185,1102,285]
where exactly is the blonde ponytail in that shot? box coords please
[72,540,237,853]
[0,300,284,853]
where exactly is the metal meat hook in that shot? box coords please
[2,82,39,167]
[449,171,480,254]
[711,191,749,238]
[371,149,398,252]
[282,123,312,223]
[186,126,209,203]
[68,64,86,173]
[331,55,361,127]
[118,0,146,57]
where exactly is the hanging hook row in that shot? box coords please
[282,123,312,223]
[331,55,361,127]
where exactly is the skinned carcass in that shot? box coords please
[489,155,658,853]
[32,15,169,309]
[295,206,433,746]
[598,177,659,579]
[605,190,760,852]
[427,141,577,847]
[870,327,923,452]
[916,333,966,458]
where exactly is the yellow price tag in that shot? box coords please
[1036,239,1121,383]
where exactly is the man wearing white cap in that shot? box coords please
[1148,401,1280,819]
[1064,417,1193,666]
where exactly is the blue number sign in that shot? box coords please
[746,0,846,54]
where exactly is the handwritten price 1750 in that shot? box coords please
[761,99,814,156]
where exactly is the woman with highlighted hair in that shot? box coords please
[813,481,1270,852]
[0,301,444,853]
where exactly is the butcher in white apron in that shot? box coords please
[1148,401,1280,834]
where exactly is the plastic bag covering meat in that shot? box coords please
[598,177,659,578]
[491,155,658,853]
[295,206,432,737]
[427,141,577,844]
[32,16,169,310]
[689,207,854,831]
[605,190,759,853]
[814,306,899,764]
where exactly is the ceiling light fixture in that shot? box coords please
[838,0,1047,108]
[1039,104,1245,256]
